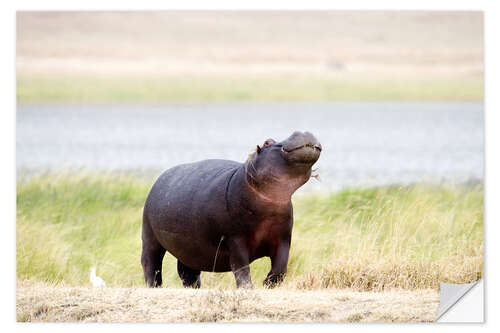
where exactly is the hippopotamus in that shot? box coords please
[141,131,322,288]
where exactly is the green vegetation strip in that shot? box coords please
[17,75,483,103]
[16,172,483,290]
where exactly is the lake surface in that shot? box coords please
[16,103,484,191]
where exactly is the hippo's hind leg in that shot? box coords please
[177,261,201,288]
[141,215,166,287]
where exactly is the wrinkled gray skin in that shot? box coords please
[141,131,322,288]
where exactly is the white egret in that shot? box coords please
[90,267,106,288]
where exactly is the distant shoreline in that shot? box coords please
[16,74,483,104]
[17,12,483,103]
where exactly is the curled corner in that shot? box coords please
[437,279,483,322]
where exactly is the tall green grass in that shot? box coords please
[16,172,483,290]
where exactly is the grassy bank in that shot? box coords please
[16,280,439,322]
[16,75,483,104]
[16,172,483,290]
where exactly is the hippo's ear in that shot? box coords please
[256,145,262,154]
[263,139,276,147]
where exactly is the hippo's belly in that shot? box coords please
[155,228,232,272]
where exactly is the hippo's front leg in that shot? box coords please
[263,238,290,288]
[227,235,253,288]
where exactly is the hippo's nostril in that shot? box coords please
[314,144,322,152]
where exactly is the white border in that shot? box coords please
[8,0,489,11]
[4,1,498,332]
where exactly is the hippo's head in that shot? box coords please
[245,131,322,202]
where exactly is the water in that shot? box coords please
[16,102,484,191]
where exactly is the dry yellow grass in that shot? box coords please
[290,255,483,291]
[16,280,439,323]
